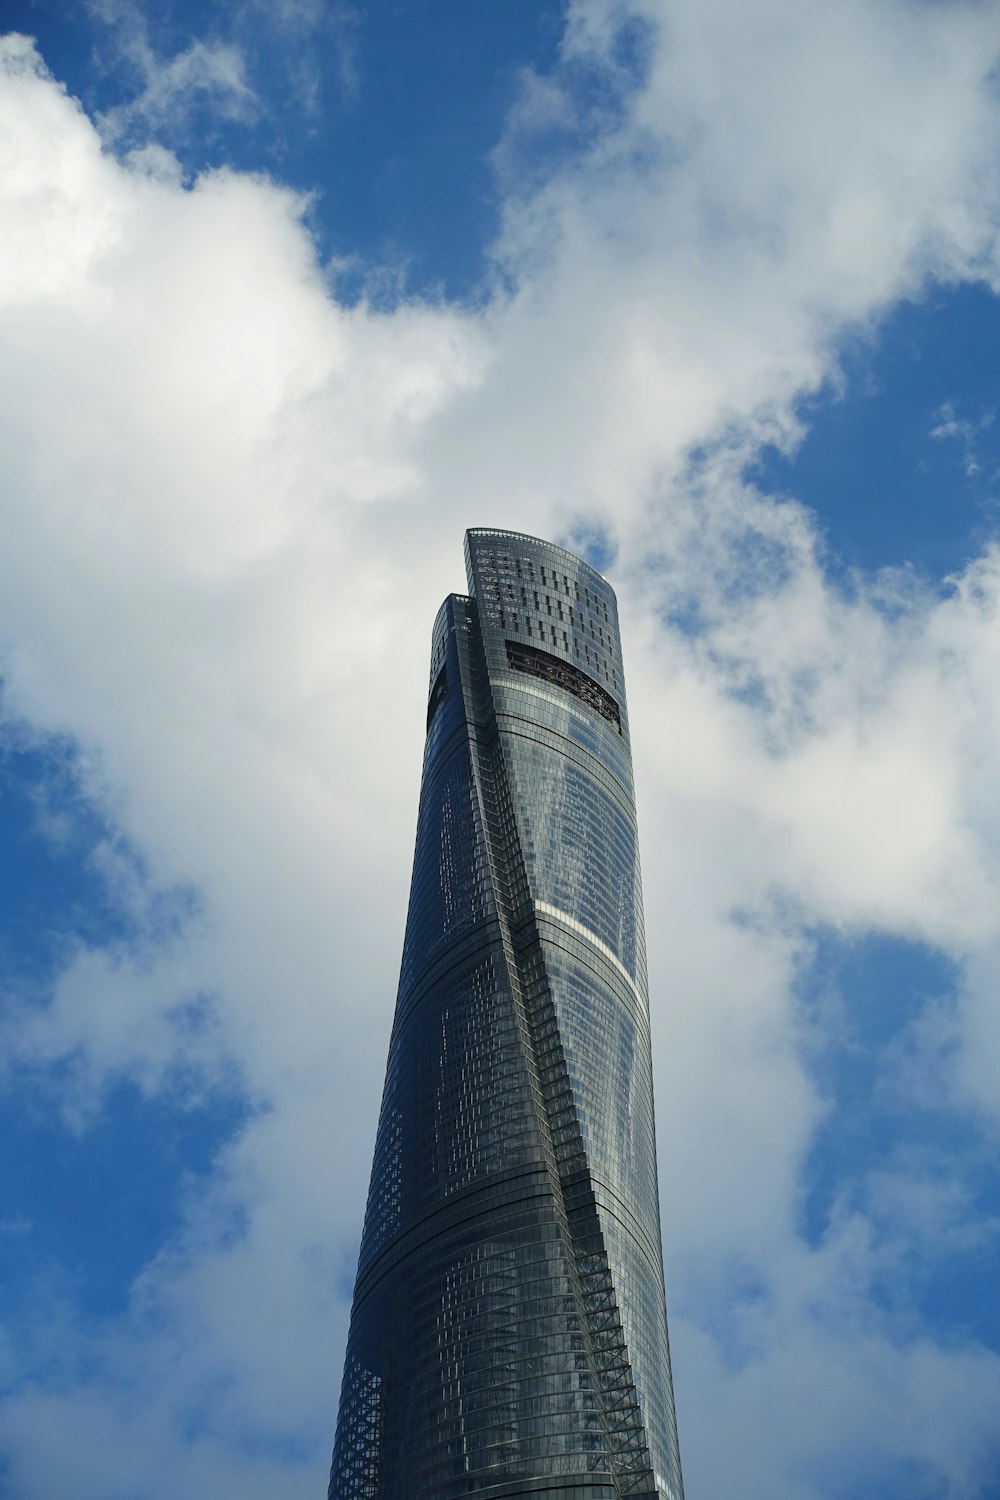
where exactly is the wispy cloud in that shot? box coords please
[929,399,995,477]
[97,39,257,147]
[85,0,358,149]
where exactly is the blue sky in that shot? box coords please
[2,3,1000,1498]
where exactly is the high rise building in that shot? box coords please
[329,530,684,1500]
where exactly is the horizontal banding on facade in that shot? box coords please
[329,532,683,1500]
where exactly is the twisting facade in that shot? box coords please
[329,530,684,1500]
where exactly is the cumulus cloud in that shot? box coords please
[2,2,1000,1495]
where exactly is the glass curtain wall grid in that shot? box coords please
[329,530,684,1500]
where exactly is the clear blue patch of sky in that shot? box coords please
[794,928,1000,1351]
[0,738,114,983]
[751,282,1000,582]
[0,1077,251,1323]
[0,733,195,985]
[916,1229,1000,1354]
[561,523,617,577]
[6,0,568,301]
[0,733,250,1323]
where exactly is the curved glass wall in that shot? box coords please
[329,530,684,1500]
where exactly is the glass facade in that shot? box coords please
[329,530,684,1500]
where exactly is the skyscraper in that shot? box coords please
[329,530,684,1500]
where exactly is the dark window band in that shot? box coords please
[426,665,448,730]
[505,640,622,733]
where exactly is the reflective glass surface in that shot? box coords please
[329,532,684,1500]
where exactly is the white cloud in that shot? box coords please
[2,3,1000,1495]
[82,0,258,147]
[678,1267,1000,1500]
[85,0,358,140]
[106,39,255,139]
[930,399,995,477]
